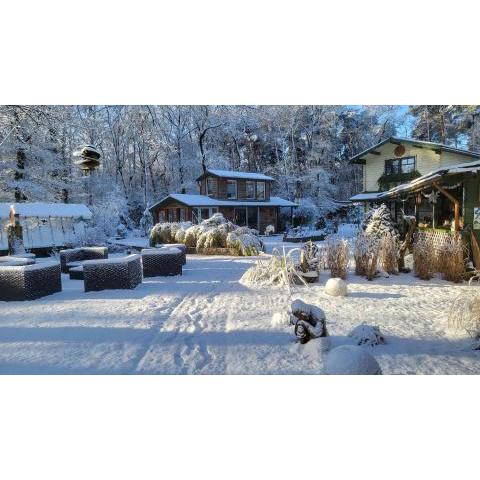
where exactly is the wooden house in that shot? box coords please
[149,169,297,233]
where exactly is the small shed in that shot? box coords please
[0,203,11,252]
[9,203,93,251]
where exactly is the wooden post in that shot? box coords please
[433,182,460,231]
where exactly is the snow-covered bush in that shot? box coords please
[116,223,128,239]
[265,224,275,236]
[348,324,386,346]
[324,345,382,375]
[379,231,399,275]
[448,291,480,339]
[412,231,435,280]
[290,299,328,344]
[325,235,349,279]
[241,248,305,287]
[227,231,263,256]
[438,233,465,282]
[183,224,202,248]
[324,277,348,297]
[293,198,318,226]
[354,232,378,280]
[139,208,153,235]
[362,203,398,239]
[196,227,227,252]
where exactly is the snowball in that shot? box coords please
[348,324,386,346]
[324,345,382,375]
[324,278,348,297]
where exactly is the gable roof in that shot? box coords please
[196,169,274,181]
[149,193,297,210]
[349,137,480,164]
[10,202,92,219]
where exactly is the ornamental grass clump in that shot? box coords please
[448,291,480,340]
[438,233,466,283]
[412,232,436,280]
[379,231,399,275]
[325,235,350,279]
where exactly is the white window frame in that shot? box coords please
[246,180,255,199]
[207,177,216,197]
[256,181,265,200]
[227,180,237,199]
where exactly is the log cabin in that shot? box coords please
[149,169,297,234]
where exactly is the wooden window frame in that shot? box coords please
[256,181,266,200]
[384,156,416,175]
[246,180,255,199]
[227,180,237,199]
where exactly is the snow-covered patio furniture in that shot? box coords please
[146,243,187,265]
[60,246,108,273]
[0,261,61,301]
[0,256,36,266]
[141,248,183,277]
[82,254,143,292]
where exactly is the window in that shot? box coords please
[246,181,255,199]
[201,208,210,220]
[385,156,416,175]
[179,208,186,222]
[159,211,165,222]
[227,180,237,199]
[256,181,265,200]
[207,177,216,197]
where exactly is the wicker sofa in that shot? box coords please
[153,244,187,265]
[141,248,183,277]
[59,247,108,274]
[82,254,143,292]
[0,261,62,301]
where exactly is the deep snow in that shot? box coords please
[0,236,479,374]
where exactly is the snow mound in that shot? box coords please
[348,324,386,346]
[324,345,382,375]
[324,278,348,297]
[271,311,290,327]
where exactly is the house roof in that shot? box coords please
[349,137,480,164]
[196,169,274,181]
[350,192,386,202]
[10,202,92,219]
[149,193,297,210]
[379,158,480,199]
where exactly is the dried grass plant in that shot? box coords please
[379,231,399,274]
[413,232,436,280]
[326,235,350,280]
[438,233,466,283]
[354,232,379,280]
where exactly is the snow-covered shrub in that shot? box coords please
[290,299,328,344]
[241,248,306,287]
[324,277,348,297]
[139,208,153,235]
[227,231,263,256]
[362,203,398,239]
[174,227,187,244]
[149,223,173,245]
[293,199,318,226]
[448,291,480,338]
[196,227,227,252]
[265,224,275,236]
[325,235,349,279]
[348,324,386,346]
[183,224,202,248]
[324,345,382,375]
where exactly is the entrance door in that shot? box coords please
[247,207,258,231]
[234,208,247,226]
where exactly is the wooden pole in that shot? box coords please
[433,182,460,231]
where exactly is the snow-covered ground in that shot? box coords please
[0,236,479,374]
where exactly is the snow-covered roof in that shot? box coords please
[10,202,93,219]
[379,159,480,199]
[150,194,297,209]
[349,136,480,164]
[349,192,386,202]
[197,169,274,181]
[0,203,11,219]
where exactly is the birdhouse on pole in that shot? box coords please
[73,144,101,174]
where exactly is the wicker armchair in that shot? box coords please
[59,247,108,273]
[82,254,143,292]
[141,248,183,277]
[0,261,62,301]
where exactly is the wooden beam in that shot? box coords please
[412,144,424,149]
[433,148,442,155]
[369,150,381,155]
[433,181,460,231]
[390,139,402,145]
[355,158,366,165]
